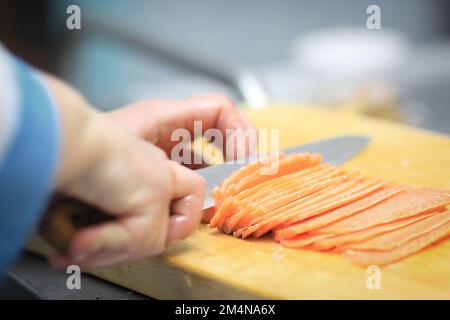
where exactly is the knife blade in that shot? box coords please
[40,135,369,252]
[198,135,370,209]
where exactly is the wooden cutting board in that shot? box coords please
[28,105,450,299]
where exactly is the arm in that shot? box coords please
[0,46,255,272]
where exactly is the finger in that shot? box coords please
[106,95,257,162]
[63,206,169,268]
[177,95,258,162]
[166,161,205,244]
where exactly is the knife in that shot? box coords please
[199,135,370,210]
[40,135,370,252]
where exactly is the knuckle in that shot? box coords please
[193,171,206,190]
[157,164,174,193]
[143,235,166,256]
[196,179,206,198]
[200,94,234,111]
[215,95,235,110]
[152,144,169,160]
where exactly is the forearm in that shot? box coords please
[42,74,104,189]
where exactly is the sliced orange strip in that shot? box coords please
[209,196,235,227]
[316,188,450,234]
[228,153,322,197]
[222,168,346,233]
[279,233,332,248]
[236,165,328,203]
[251,179,389,239]
[241,166,333,207]
[253,167,346,210]
[344,210,450,251]
[221,153,285,191]
[214,153,285,208]
[273,185,408,240]
[235,175,369,238]
[344,220,450,266]
[311,212,436,251]
[214,165,333,230]
[235,173,361,236]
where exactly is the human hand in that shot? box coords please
[106,95,257,167]
[50,114,205,269]
[44,76,207,269]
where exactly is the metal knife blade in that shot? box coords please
[196,135,370,209]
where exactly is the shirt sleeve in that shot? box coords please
[0,46,60,277]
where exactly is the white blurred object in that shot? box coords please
[290,27,412,105]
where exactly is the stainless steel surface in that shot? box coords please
[197,135,370,209]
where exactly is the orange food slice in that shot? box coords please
[221,153,285,191]
[237,177,388,238]
[311,212,435,251]
[279,233,332,248]
[233,174,362,237]
[212,165,332,229]
[316,188,450,234]
[343,210,450,251]
[344,220,450,266]
[222,168,346,233]
[227,153,322,197]
[253,179,389,238]
[273,185,408,240]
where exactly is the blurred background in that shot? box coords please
[1,0,449,133]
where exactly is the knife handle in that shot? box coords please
[39,195,114,253]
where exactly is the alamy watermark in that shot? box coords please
[366,4,381,30]
[171,121,281,175]
[66,5,81,30]
[366,265,382,290]
[66,264,81,290]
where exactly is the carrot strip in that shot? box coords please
[316,188,450,234]
[224,172,348,233]
[344,221,450,266]
[235,175,368,238]
[228,153,321,197]
[273,185,408,240]
[222,168,347,233]
[241,166,333,205]
[311,212,436,251]
[213,165,332,230]
[344,210,450,251]
[279,233,332,248]
[221,153,285,191]
[250,179,389,239]
[235,173,361,235]
[253,168,346,209]
[236,165,328,202]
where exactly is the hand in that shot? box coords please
[106,95,257,166]
[50,115,205,269]
[46,79,255,269]
[44,76,207,269]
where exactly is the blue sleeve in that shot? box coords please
[0,56,60,277]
